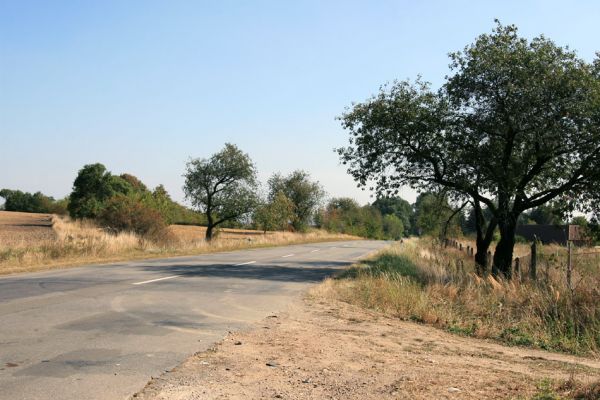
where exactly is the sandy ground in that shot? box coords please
[133,296,600,400]
[0,211,55,246]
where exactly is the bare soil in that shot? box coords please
[0,211,55,246]
[133,296,600,400]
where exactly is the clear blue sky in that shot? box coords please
[1,1,599,205]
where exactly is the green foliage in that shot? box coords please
[338,22,600,276]
[150,184,204,225]
[268,170,325,232]
[382,214,404,240]
[526,205,565,225]
[68,163,131,219]
[342,252,424,284]
[254,191,295,232]
[184,143,259,240]
[372,197,413,236]
[0,189,68,214]
[97,194,169,241]
[319,198,388,239]
[413,193,461,237]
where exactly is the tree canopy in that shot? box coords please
[338,22,600,278]
[184,143,259,240]
[267,170,325,231]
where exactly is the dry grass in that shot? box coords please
[318,238,600,356]
[0,211,359,275]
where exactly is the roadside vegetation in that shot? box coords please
[319,238,600,356]
[0,212,356,275]
[527,378,600,400]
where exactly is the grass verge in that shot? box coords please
[527,377,600,399]
[316,238,600,356]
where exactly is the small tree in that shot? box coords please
[183,144,259,241]
[268,170,325,231]
[98,194,169,241]
[254,191,295,232]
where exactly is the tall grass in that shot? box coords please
[0,216,358,275]
[317,238,600,356]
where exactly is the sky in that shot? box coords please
[1,1,600,206]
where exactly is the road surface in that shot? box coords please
[0,240,385,400]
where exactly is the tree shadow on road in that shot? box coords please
[137,261,352,283]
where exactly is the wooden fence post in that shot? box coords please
[514,257,520,280]
[567,240,573,293]
[530,241,537,280]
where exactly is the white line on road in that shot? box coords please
[234,261,256,266]
[310,249,320,253]
[132,275,180,285]
[281,254,294,258]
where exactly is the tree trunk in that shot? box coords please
[206,213,214,242]
[473,200,496,276]
[492,217,517,279]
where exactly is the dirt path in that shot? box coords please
[133,296,599,400]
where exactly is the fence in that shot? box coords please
[442,238,600,286]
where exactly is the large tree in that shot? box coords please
[68,163,131,219]
[338,22,600,278]
[267,170,325,231]
[184,143,259,241]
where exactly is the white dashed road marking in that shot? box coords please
[132,275,180,285]
[281,254,294,258]
[234,261,256,266]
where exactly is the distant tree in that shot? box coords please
[321,197,362,233]
[360,206,384,239]
[571,215,588,227]
[120,173,148,192]
[525,205,564,225]
[68,163,132,219]
[254,191,295,232]
[412,193,462,237]
[268,170,325,231]
[382,214,404,240]
[0,189,59,214]
[183,144,259,241]
[371,197,413,236]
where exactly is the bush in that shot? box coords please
[98,195,171,242]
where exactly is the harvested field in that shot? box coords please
[0,211,56,247]
[169,225,275,242]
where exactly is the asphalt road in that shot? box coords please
[0,240,386,400]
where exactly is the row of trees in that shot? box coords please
[0,189,68,215]
[183,144,327,240]
[338,21,600,278]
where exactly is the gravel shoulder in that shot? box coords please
[132,294,600,400]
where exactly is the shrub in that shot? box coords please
[98,194,170,242]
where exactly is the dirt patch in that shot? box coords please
[0,211,55,246]
[133,298,600,400]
